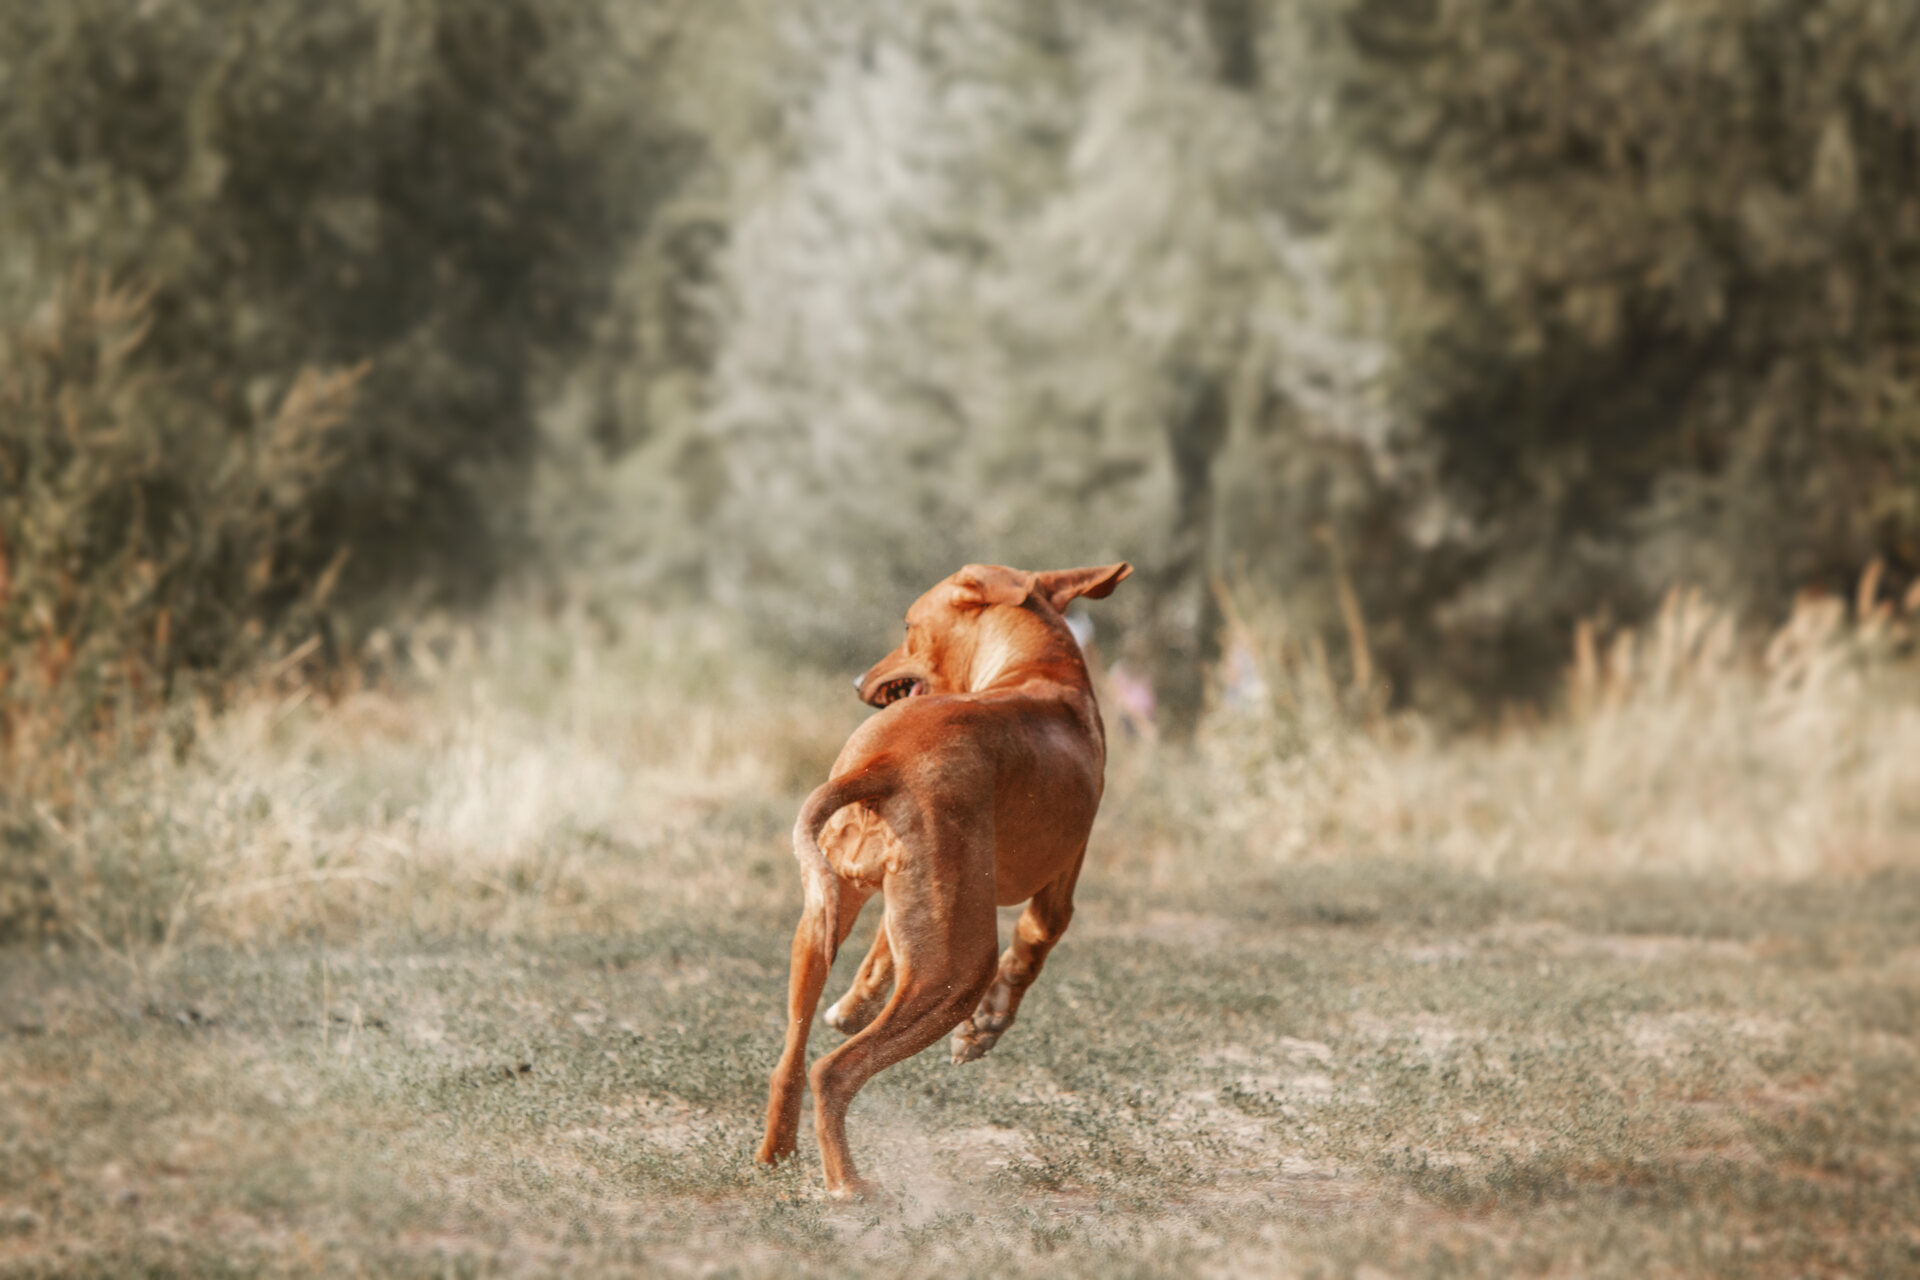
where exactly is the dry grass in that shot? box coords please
[1115,575,1920,889]
[3,585,1918,1275]
[3,606,862,952]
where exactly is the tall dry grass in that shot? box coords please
[1114,569,1920,884]
[0,605,859,952]
[5,572,1917,957]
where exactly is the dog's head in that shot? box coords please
[856,562,1132,708]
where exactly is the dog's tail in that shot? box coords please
[793,767,894,973]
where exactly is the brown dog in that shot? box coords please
[755,561,1132,1197]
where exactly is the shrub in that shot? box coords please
[0,276,360,777]
[0,0,686,632]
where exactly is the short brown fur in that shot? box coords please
[755,561,1131,1197]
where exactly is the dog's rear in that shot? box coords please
[756,562,1130,1197]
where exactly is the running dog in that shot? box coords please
[756,562,1131,1197]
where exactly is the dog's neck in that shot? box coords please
[967,612,1093,696]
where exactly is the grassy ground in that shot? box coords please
[4,602,1919,1276]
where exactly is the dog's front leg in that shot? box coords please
[951,865,1079,1064]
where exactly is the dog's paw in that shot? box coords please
[950,1022,1000,1064]
[825,992,884,1037]
[754,1141,796,1167]
[825,1176,884,1203]
[823,997,860,1036]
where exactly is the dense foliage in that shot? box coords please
[1329,0,1920,704]
[0,0,683,748]
[4,0,1917,738]
[645,0,1920,717]
[0,279,361,761]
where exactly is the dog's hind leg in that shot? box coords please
[757,881,871,1167]
[951,851,1083,1064]
[824,926,894,1036]
[808,874,998,1197]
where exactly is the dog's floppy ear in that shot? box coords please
[949,564,1030,609]
[1033,563,1132,613]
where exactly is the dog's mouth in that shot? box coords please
[867,676,928,708]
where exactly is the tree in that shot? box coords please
[694,1,1339,738]
[1322,0,1920,702]
[0,0,685,634]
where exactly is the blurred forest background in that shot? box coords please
[5,0,1920,746]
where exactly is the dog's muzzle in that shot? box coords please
[859,673,928,708]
